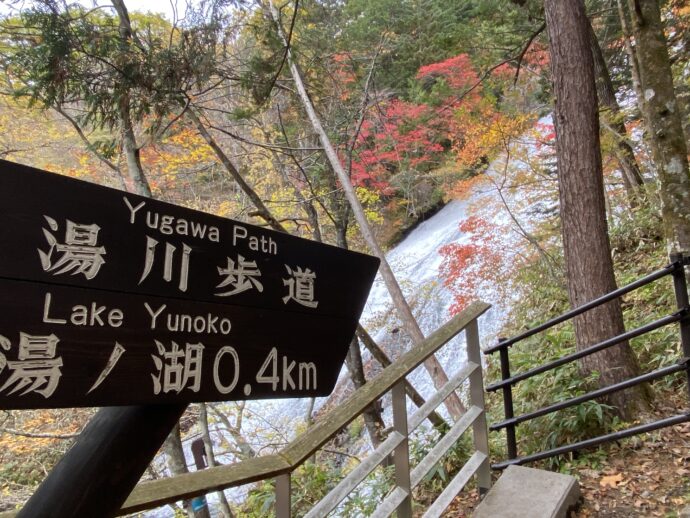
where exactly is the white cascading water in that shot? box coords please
[149,115,553,516]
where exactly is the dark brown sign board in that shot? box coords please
[0,159,379,409]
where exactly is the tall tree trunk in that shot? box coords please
[587,20,645,205]
[544,0,649,420]
[112,0,152,197]
[119,101,152,196]
[189,106,390,436]
[263,0,465,420]
[627,0,690,254]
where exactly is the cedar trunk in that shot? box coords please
[544,0,649,420]
[627,0,690,254]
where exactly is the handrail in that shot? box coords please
[484,260,682,354]
[490,361,688,431]
[492,412,690,470]
[486,253,690,468]
[486,310,685,392]
[119,301,491,514]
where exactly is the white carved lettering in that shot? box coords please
[176,219,189,236]
[213,346,239,394]
[232,225,278,255]
[160,215,174,235]
[43,293,67,324]
[144,303,167,330]
[127,201,218,243]
[123,197,146,224]
[108,309,124,328]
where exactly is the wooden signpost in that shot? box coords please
[0,159,379,409]
[0,159,379,518]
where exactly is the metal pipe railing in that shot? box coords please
[486,311,685,392]
[486,254,690,468]
[490,361,688,431]
[484,260,682,354]
[493,413,690,470]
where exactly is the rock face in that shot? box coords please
[473,465,581,518]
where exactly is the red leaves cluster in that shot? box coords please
[349,52,525,205]
[439,215,503,315]
[416,54,479,91]
[351,53,492,194]
[351,99,447,192]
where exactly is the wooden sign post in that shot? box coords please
[0,159,379,516]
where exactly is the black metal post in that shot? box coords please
[17,404,186,518]
[670,252,690,402]
[497,337,517,460]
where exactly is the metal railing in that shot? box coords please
[112,301,491,517]
[484,253,690,470]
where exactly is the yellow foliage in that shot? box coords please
[356,186,384,224]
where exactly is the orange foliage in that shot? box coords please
[450,174,487,200]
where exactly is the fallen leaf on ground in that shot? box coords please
[600,473,624,488]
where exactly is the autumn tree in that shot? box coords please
[1,1,160,194]
[544,0,648,419]
[262,0,466,420]
[0,5,230,516]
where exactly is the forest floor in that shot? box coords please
[442,391,690,517]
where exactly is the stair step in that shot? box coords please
[473,465,580,518]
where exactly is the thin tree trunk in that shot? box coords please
[305,397,316,425]
[344,337,386,447]
[627,0,690,254]
[186,108,287,233]
[331,190,388,443]
[587,19,645,205]
[112,0,152,197]
[110,1,196,506]
[119,101,152,196]
[544,0,649,420]
[264,0,465,420]
[617,0,645,114]
[163,423,198,517]
[208,403,257,459]
[198,404,235,518]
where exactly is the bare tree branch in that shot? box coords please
[0,427,81,440]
